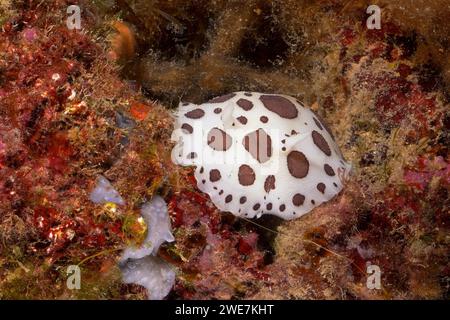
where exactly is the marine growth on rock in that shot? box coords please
[171,92,351,220]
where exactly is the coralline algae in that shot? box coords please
[120,196,175,300]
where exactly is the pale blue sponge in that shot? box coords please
[89,175,125,205]
[119,196,175,300]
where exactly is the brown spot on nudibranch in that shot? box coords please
[242,128,272,163]
[260,95,298,119]
[312,130,331,156]
[260,116,268,123]
[238,164,256,186]
[279,204,286,212]
[214,108,222,114]
[313,117,323,130]
[225,194,233,203]
[324,164,335,176]
[266,203,273,210]
[292,193,305,206]
[240,196,247,204]
[187,152,197,159]
[317,183,326,193]
[253,203,261,210]
[209,169,221,182]
[207,127,232,151]
[287,151,309,178]
[237,116,248,124]
[315,113,335,141]
[181,123,193,134]
[209,93,236,103]
[264,175,276,193]
[236,98,254,111]
[185,108,205,119]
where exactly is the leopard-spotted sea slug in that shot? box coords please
[171,92,351,220]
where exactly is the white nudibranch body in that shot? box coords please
[171,92,351,220]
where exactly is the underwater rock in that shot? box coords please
[171,92,351,220]
[115,111,136,129]
[120,255,175,300]
[121,196,175,261]
[89,175,125,205]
